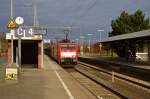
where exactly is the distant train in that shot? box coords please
[50,39,78,67]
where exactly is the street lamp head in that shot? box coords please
[87,34,93,36]
[80,36,84,38]
[24,4,33,7]
[97,30,104,32]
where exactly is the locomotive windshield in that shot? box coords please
[61,44,75,50]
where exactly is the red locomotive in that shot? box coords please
[50,39,78,67]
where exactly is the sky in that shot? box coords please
[0,0,150,43]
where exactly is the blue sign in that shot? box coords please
[33,28,47,35]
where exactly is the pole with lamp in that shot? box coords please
[87,34,93,55]
[76,38,79,45]
[97,30,104,55]
[80,36,84,56]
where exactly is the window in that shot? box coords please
[61,44,75,50]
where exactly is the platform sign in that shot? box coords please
[43,39,50,43]
[5,68,18,80]
[15,26,47,38]
[33,27,47,35]
[7,19,18,30]
[15,27,33,38]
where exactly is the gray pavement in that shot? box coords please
[0,55,96,99]
[0,56,7,80]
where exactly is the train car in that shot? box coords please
[50,39,78,67]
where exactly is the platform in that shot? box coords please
[0,55,95,99]
[80,56,150,70]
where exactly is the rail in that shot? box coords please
[74,62,150,99]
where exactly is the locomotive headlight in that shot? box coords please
[61,52,76,57]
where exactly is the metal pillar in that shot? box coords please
[18,38,21,67]
[10,0,14,63]
[41,40,43,68]
[11,35,14,63]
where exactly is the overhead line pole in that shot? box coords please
[11,0,13,18]
[33,3,37,26]
[11,0,14,64]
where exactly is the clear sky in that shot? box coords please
[0,0,150,42]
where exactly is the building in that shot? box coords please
[6,27,44,68]
[99,29,150,62]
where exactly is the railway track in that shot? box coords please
[79,57,150,82]
[79,62,150,89]
[66,68,121,99]
[72,62,150,99]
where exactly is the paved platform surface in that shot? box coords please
[0,55,95,99]
[0,56,7,80]
[80,56,150,70]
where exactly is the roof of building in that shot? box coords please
[101,29,150,42]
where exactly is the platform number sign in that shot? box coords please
[16,27,33,37]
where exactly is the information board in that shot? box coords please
[15,26,47,38]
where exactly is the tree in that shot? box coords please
[109,10,150,57]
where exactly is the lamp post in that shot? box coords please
[87,34,93,54]
[80,36,84,56]
[97,30,104,54]
[76,38,79,45]
[97,30,104,42]
[24,2,38,26]
[11,0,13,19]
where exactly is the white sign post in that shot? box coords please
[15,17,24,68]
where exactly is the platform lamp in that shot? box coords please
[97,30,104,55]
[87,34,93,54]
[80,36,84,56]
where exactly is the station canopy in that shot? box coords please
[101,29,150,43]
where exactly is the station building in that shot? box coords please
[100,29,150,63]
[6,27,44,68]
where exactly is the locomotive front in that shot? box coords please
[58,42,78,66]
